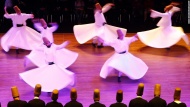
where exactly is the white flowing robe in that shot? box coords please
[73,10,127,44]
[137,6,189,48]
[100,37,148,80]
[20,42,78,92]
[1,13,41,52]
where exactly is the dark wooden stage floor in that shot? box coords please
[0,33,190,107]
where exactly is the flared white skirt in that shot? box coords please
[1,26,41,52]
[25,48,78,68]
[137,26,189,48]
[100,52,148,80]
[73,23,127,44]
[19,64,75,92]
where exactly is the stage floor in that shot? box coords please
[0,33,190,107]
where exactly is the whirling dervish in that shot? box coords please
[1,6,41,53]
[73,2,127,48]
[100,29,148,82]
[136,5,189,48]
[20,37,78,92]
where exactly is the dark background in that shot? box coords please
[0,0,189,33]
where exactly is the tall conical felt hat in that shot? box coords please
[164,4,173,12]
[51,89,59,101]
[117,29,124,38]
[40,18,47,27]
[13,6,21,14]
[174,87,181,100]
[154,84,161,97]
[136,83,144,96]
[11,86,19,98]
[93,89,100,101]
[95,3,102,11]
[70,88,77,100]
[42,37,49,43]
[116,90,123,102]
[34,84,41,97]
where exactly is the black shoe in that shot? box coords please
[166,47,170,51]
[92,43,96,48]
[118,77,121,82]
[16,49,19,54]
[97,45,103,48]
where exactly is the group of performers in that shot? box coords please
[0,1,189,98]
[7,83,187,107]
[8,85,83,107]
